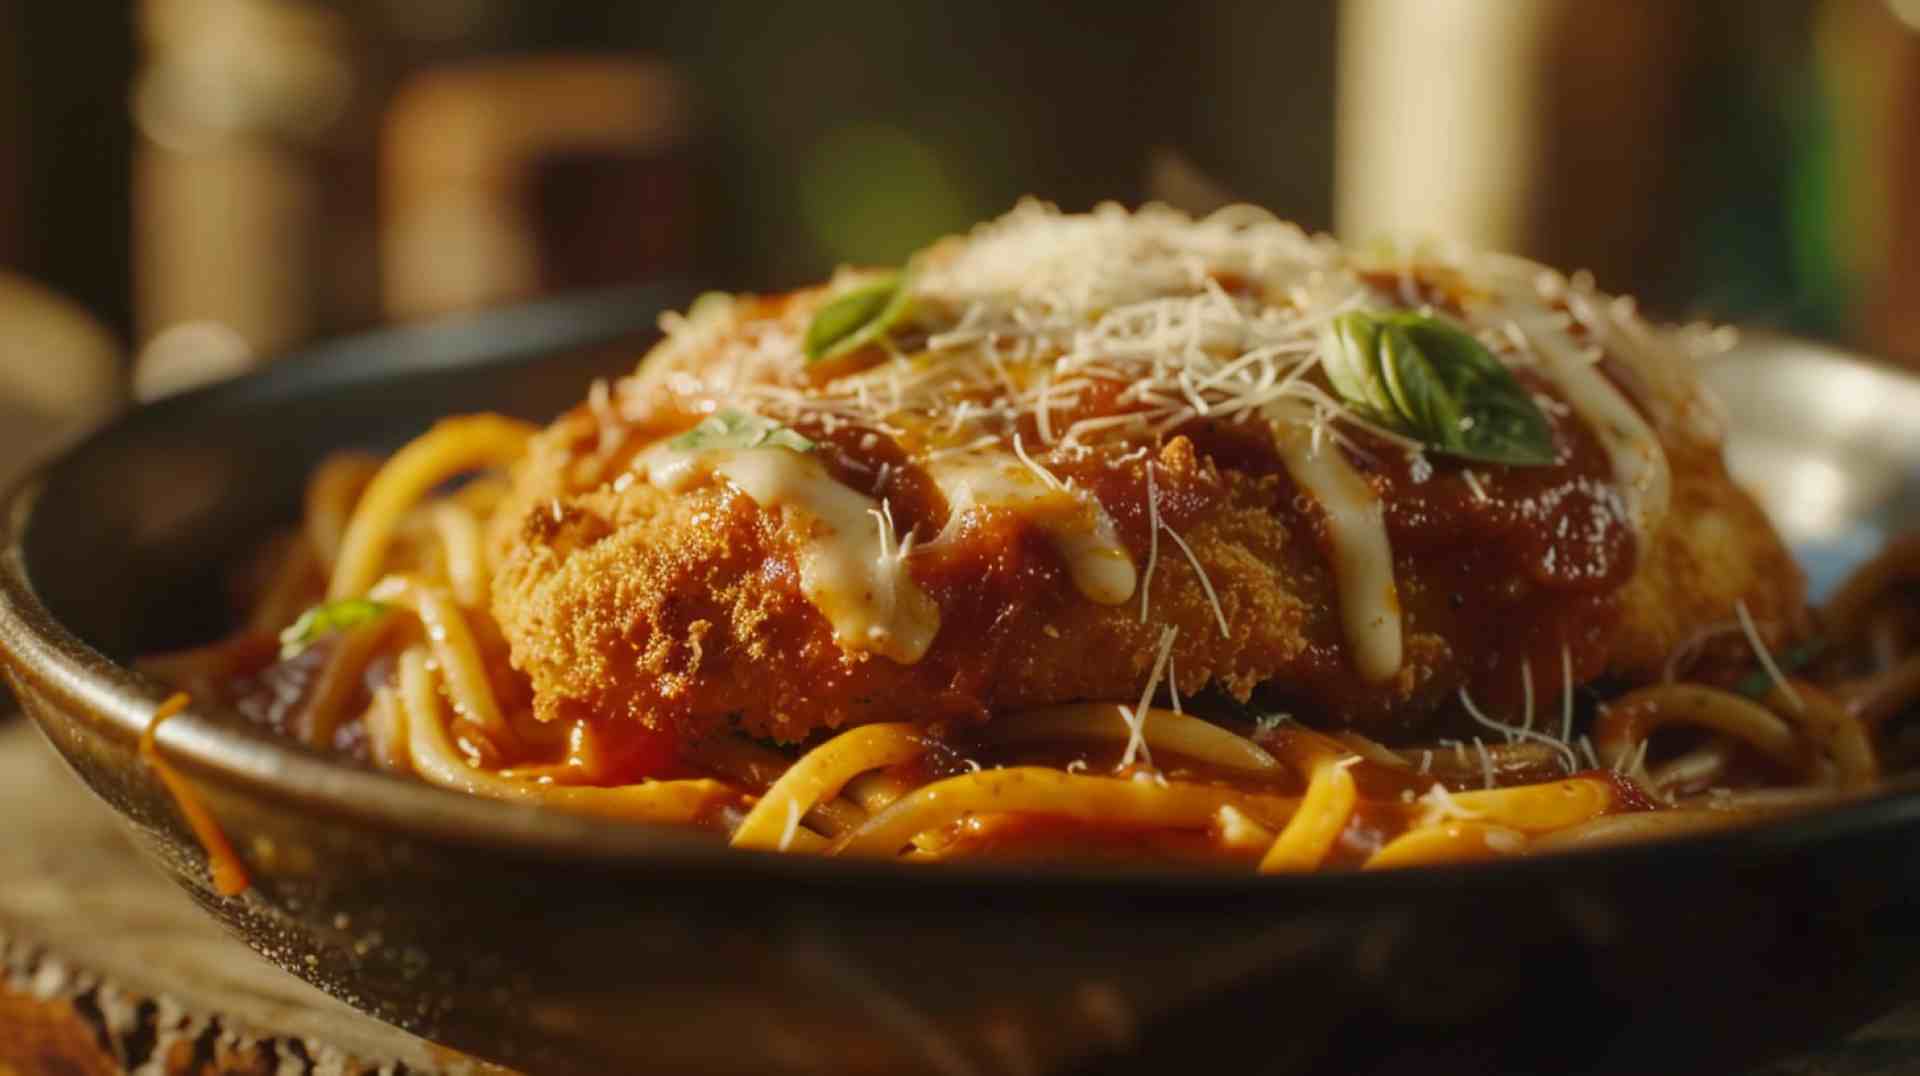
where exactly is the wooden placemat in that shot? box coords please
[0,716,1913,1076]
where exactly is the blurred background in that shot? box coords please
[3,0,1920,444]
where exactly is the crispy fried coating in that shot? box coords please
[1611,430,1807,678]
[488,353,1804,743]
[491,424,1331,740]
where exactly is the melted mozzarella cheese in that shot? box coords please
[927,455,1137,606]
[1268,402,1404,682]
[1491,300,1671,544]
[642,443,940,664]
[614,203,1716,697]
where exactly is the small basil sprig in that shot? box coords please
[1322,310,1556,466]
[804,270,912,364]
[279,598,390,660]
[669,410,815,454]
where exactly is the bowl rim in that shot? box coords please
[3,294,1919,896]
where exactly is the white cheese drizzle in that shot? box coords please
[926,454,1136,606]
[1268,400,1403,682]
[1487,296,1671,545]
[604,201,1716,688]
[642,440,940,664]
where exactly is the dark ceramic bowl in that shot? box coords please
[3,290,1919,1076]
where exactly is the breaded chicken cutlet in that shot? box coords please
[488,202,1804,746]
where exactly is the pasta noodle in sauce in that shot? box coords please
[138,202,1919,877]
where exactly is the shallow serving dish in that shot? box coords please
[2,288,1919,1075]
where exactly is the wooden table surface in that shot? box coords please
[0,718,514,1076]
[0,715,1914,1076]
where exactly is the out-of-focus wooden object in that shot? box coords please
[1334,0,1563,251]
[380,57,690,321]
[1336,0,1698,281]
[1866,3,1920,367]
[1336,0,1920,363]
[132,0,369,366]
[0,274,123,469]
[0,0,24,270]
[1520,5,1698,292]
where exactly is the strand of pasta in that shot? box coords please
[1596,679,1877,796]
[1593,683,1805,779]
[1335,732,1567,784]
[288,616,396,748]
[430,502,491,608]
[304,452,382,573]
[1766,679,1877,788]
[1364,822,1524,870]
[362,685,410,774]
[396,647,737,823]
[683,734,869,836]
[1212,805,1277,854]
[831,767,1301,858]
[451,474,513,518]
[369,574,512,743]
[733,724,927,850]
[980,704,1281,774]
[1364,774,1689,868]
[845,772,914,813]
[1529,794,1847,851]
[1257,759,1357,872]
[1644,740,1736,798]
[1850,653,1920,730]
[1821,532,1920,644]
[140,692,252,896]
[245,533,323,635]
[1438,778,1618,833]
[201,430,1920,871]
[329,415,535,600]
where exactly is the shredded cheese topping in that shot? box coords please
[1120,626,1180,770]
[642,441,940,663]
[1736,599,1805,713]
[612,200,1689,685]
[1458,684,1580,775]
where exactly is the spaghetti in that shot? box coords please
[141,202,1920,874]
[140,692,251,896]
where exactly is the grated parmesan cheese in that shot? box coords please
[1735,598,1804,712]
[1458,685,1578,775]
[619,200,1707,687]
[1118,626,1179,770]
[1416,782,1483,825]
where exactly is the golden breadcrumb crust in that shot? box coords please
[488,354,1804,743]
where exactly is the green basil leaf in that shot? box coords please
[1322,311,1396,420]
[668,410,815,454]
[279,598,390,660]
[804,271,911,363]
[1323,310,1556,466]
[1379,321,1459,437]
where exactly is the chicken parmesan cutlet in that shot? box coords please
[486,201,1802,746]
